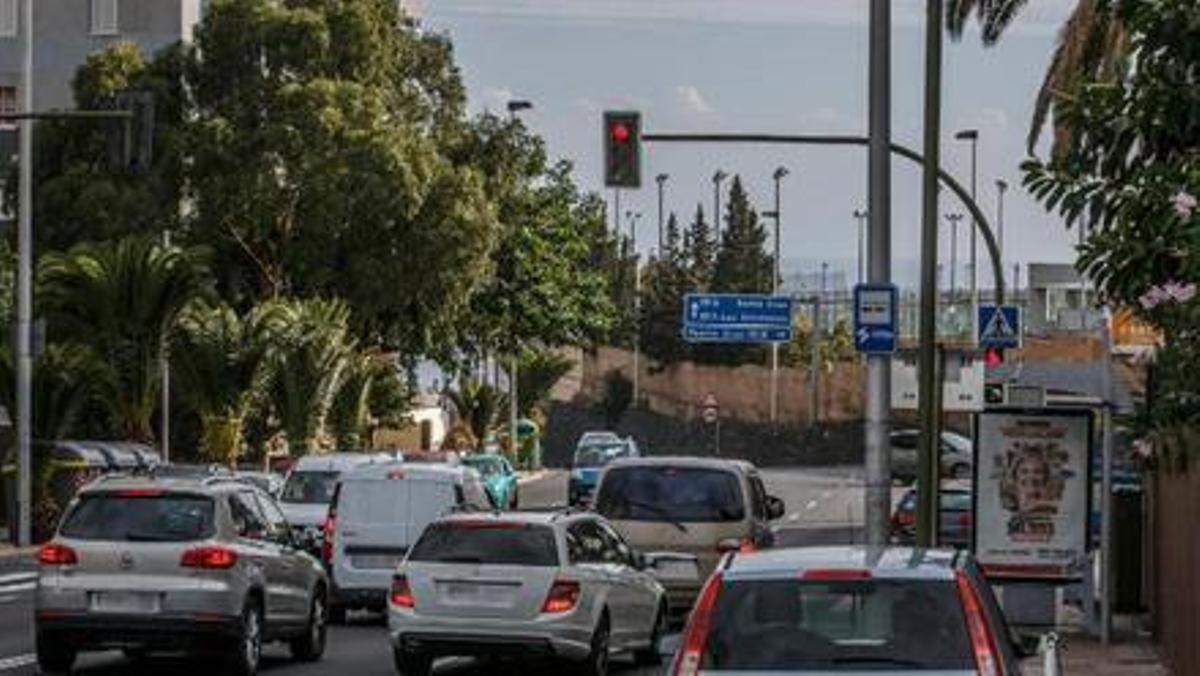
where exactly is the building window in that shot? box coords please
[91,0,119,36]
[0,0,16,38]
[0,86,16,131]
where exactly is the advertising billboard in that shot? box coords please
[974,410,1093,581]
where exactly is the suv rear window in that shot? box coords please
[408,522,559,566]
[280,470,339,505]
[595,466,745,523]
[60,493,215,542]
[703,578,973,671]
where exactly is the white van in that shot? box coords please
[326,462,490,621]
[278,452,394,544]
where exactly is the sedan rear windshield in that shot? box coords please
[574,443,632,468]
[60,493,215,542]
[408,522,559,566]
[595,466,744,523]
[702,578,973,671]
[280,470,339,505]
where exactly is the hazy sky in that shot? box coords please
[424,0,1083,290]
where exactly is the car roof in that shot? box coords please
[723,546,964,581]
[291,452,395,472]
[79,474,253,497]
[436,510,561,527]
[340,460,472,482]
[602,455,756,473]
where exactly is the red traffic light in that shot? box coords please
[984,348,1004,367]
[610,122,631,143]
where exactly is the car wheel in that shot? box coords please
[290,588,328,662]
[392,647,433,676]
[579,612,611,676]
[224,599,264,676]
[36,632,76,675]
[511,488,519,510]
[952,463,971,479]
[634,603,668,666]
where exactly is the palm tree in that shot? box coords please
[445,380,508,447]
[947,0,1129,157]
[171,301,276,465]
[0,343,113,442]
[328,350,382,451]
[38,236,209,442]
[263,298,354,455]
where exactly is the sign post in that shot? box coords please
[683,294,793,344]
[702,393,720,456]
[853,284,898,354]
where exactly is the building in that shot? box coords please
[1026,262,1106,332]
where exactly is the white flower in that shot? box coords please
[1172,191,1197,220]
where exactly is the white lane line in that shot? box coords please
[0,573,35,587]
[0,654,36,672]
[0,583,34,595]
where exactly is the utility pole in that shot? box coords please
[507,99,533,468]
[946,212,964,303]
[161,229,171,463]
[712,170,728,236]
[854,209,869,286]
[820,262,830,331]
[809,296,821,429]
[765,167,789,425]
[655,173,669,253]
[15,0,32,547]
[916,0,945,548]
[955,129,979,306]
[996,179,1008,296]
[628,211,643,408]
[864,0,893,547]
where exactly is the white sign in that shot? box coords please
[701,393,719,424]
[974,411,1092,581]
[891,352,985,412]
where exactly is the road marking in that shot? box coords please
[0,573,35,587]
[0,654,35,672]
[0,583,34,595]
[805,500,819,511]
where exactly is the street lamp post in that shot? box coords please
[945,212,964,303]
[506,98,533,467]
[765,167,789,425]
[996,179,1008,294]
[853,209,869,286]
[955,129,979,306]
[655,174,669,253]
[628,211,643,409]
[15,0,32,546]
[712,170,728,235]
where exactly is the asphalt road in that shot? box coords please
[0,466,869,676]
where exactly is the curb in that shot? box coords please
[0,546,36,565]
[517,470,553,485]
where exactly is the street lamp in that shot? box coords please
[996,179,1008,294]
[712,170,728,235]
[762,166,790,425]
[627,211,644,411]
[945,212,965,303]
[506,99,533,117]
[655,173,669,252]
[506,98,534,468]
[853,209,869,286]
[955,129,979,305]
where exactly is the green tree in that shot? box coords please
[170,301,276,465]
[685,204,717,288]
[445,380,508,447]
[38,236,209,442]
[712,176,772,294]
[328,351,379,451]
[640,213,693,365]
[516,350,574,419]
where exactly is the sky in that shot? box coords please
[422,0,1084,291]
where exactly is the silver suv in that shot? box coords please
[34,475,330,675]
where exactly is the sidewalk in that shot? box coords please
[1022,631,1169,676]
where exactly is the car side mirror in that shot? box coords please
[1013,631,1048,659]
[632,552,648,571]
[766,496,786,521]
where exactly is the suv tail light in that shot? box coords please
[390,575,415,608]
[321,513,336,563]
[956,571,1002,676]
[37,543,78,566]
[541,580,580,614]
[672,572,723,676]
[180,546,238,569]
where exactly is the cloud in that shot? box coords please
[674,85,712,114]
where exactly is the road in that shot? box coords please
[0,466,871,676]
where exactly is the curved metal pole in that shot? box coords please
[640,132,1006,304]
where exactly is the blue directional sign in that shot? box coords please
[978,304,1022,349]
[853,283,898,354]
[682,294,793,344]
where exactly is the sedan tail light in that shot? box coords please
[956,571,1002,676]
[180,546,238,569]
[540,580,580,614]
[672,572,723,676]
[37,543,78,566]
[390,575,415,608]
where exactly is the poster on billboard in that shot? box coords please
[973,410,1093,581]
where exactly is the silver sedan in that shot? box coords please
[388,511,676,676]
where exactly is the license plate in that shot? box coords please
[90,591,160,615]
[351,554,400,570]
[652,558,701,583]
[440,582,517,607]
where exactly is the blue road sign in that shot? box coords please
[683,294,793,328]
[853,283,898,354]
[684,325,793,344]
[978,304,1021,349]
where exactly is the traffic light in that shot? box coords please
[984,347,1005,368]
[984,382,1005,406]
[603,111,641,188]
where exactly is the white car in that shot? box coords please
[389,511,681,676]
[277,453,392,547]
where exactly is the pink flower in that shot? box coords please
[1140,285,1170,310]
[1140,281,1197,310]
[1172,191,1197,220]
[1164,281,1197,303]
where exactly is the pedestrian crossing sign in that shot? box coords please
[978,304,1021,349]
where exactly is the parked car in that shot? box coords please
[35,475,329,676]
[569,437,640,506]
[671,546,1026,675]
[890,480,973,548]
[462,453,520,509]
[593,457,783,617]
[577,430,622,447]
[236,470,285,497]
[278,453,392,551]
[389,510,679,676]
[325,462,490,622]
[890,429,974,481]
